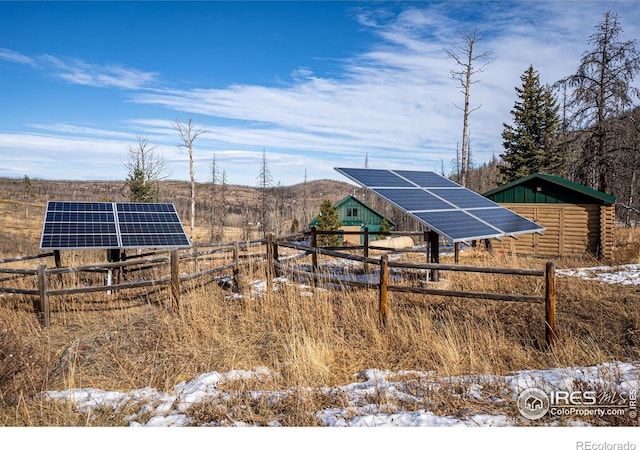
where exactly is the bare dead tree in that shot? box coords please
[209,153,220,241]
[220,169,228,239]
[555,10,640,193]
[257,148,274,236]
[302,169,310,227]
[173,118,207,242]
[446,28,494,187]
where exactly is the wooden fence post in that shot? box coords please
[363,227,369,274]
[273,237,279,277]
[36,264,50,327]
[170,250,181,313]
[311,227,318,287]
[379,254,389,327]
[428,230,440,282]
[545,261,556,347]
[53,249,63,284]
[193,242,199,272]
[266,234,274,292]
[53,250,61,268]
[233,241,246,293]
[424,230,430,263]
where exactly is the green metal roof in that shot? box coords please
[483,173,616,205]
[309,195,396,227]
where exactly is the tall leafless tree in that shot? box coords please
[302,169,310,228]
[220,168,228,239]
[257,148,274,236]
[446,28,494,187]
[209,153,220,241]
[173,118,207,241]
[555,10,640,192]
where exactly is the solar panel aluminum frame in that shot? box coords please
[334,167,545,243]
[40,201,191,250]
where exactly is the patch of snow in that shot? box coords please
[38,361,639,428]
[557,264,640,285]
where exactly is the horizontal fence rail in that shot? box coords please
[1,229,557,347]
[271,229,557,347]
[0,239,267,327]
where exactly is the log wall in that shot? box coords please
[492,203,615,259]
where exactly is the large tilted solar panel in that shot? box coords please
[334,167,545,242]
[40,201,190,250]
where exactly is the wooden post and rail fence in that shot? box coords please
[0,240,265,328]
[0,229,557,347]
[269,228,557,347]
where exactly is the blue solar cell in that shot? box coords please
[46,211,116,223]
[120,233,190,248]
[41,233,119,249]
[43,223,117,234]
[394,170,460,188]
[470,208,545,235]
[372,188,453,211]
[117,203,174,213]
[335,168,414,187]
[48,201,113,212]
[119,223,185,234]
[413,211,501,241]
[117,212,181,223]
[428,188,498,209]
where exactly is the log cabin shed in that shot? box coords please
[483,173,616,259]
[309,194,396,245]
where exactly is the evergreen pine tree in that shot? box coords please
[126,166,156,203]
[316,199,342,247]
[378,218,390,240]
[499,65,560,182]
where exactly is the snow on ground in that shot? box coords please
[557,263,640,286]
[38,361,638,428]
[15,259,638,447]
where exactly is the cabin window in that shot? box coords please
[347,208,358,217]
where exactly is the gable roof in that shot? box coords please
[309,195,396,227]
[336,194,397,225]
[483,173,616,205]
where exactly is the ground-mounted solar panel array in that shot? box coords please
[40,201,191,250]
[334,168,545,242]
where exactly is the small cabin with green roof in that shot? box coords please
[483,173,616,259]
[309,195,396,245]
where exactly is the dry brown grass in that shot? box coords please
[1,245,638,426]
[0,197,639,426]
[614,225,640,265]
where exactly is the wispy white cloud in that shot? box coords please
[0,47,36,66]
[0,49,159,89]
[39,54,159,89]
[0,133,143,180]
[27,123,137,140]
[2,2,639,186]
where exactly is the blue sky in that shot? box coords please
[1,1,639,187]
